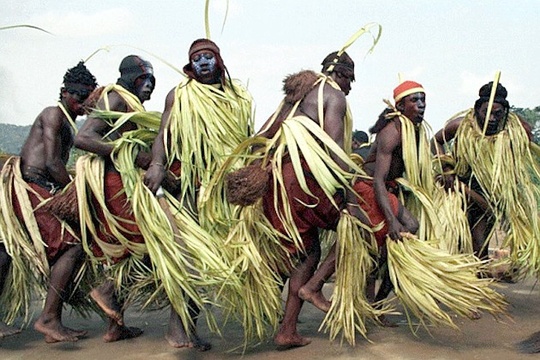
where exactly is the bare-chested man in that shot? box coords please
[0,61,97,342]
[242,51,369,349]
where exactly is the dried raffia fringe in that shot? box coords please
[225,164,269,206]
[39,181,79,224]
[387,232,509,335]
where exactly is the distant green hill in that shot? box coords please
[0,123,31,155]
[0,120,87,156]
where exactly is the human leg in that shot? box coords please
[165,298,211,351]
[298,242,335,313]
[34,244,87,342]
[372,260,397,328]
[0,244,21,338]
[90,278,144,342]
[471,216,491,260]
[274,241,320,349]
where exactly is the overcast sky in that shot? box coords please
[1,0,539,135]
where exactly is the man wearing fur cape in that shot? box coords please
[210,51,374,349]
[0,62,97,341]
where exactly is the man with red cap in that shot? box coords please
[355,81,425,320]
[299,80,426,327]
[144,38,254,351]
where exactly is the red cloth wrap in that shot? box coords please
[263,158,342,255]
[91,171,144,262]
[92,161,182,262]
[12,182,78,265]
[353,179,399,247]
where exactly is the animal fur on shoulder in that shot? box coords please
[282,70,319,104]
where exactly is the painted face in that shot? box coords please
[399,92,426,124]
[191,51,219,83]
[63,88,93,116]
[476,102,506,135]
[134,73,155,102]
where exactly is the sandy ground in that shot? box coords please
[1,274,539,360]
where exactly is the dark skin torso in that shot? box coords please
[19,106,75,187]
[364,92,425,240]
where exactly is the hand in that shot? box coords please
[387,219,405,241]
[143,163,166,194]
[135,150,152,170]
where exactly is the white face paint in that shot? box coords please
[191,52,217,76]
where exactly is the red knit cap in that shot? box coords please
[188,38,221,58]
[393,80,424,103]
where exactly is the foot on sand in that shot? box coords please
[468,309,482,320]
[378,315,398,328]
[166,332,212,351]
[103,325,143,343]
[34,320,83,343]
[275,333,312,351]
[298,287,331,313]
[90,287,123,326]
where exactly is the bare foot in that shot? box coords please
[378,315,398,327]
[518,331,540,353]
[90,287,123,326]
[0,322,21,339]
[166,332,212,351]
[103,325,143,342]
[298,286,331,313]
[274,333,312,350]
[34,318,82,343]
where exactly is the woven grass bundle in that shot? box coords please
[225,164,269,206]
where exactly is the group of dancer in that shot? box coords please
[1,35,540,355]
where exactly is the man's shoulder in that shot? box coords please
[377,119,402,144]
[36,105,64,124]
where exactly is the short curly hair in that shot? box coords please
[59,61,97,100]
